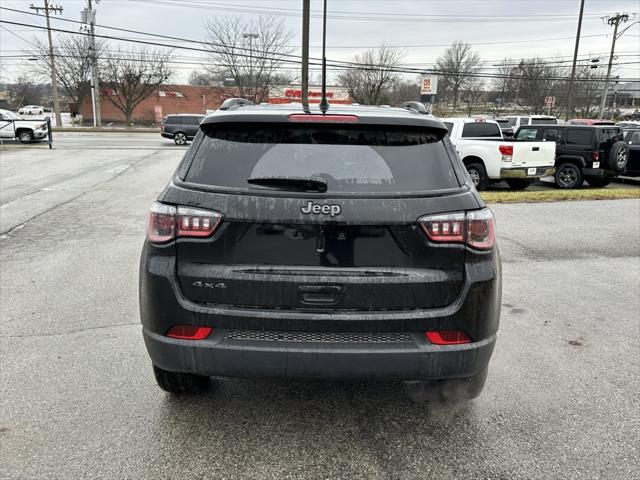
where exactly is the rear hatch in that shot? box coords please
[172,120,473,311]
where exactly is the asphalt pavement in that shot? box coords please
[1,133,639,479]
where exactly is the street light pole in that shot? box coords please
[301,0,310,108]
[243,32,259,101]
[598,13,628,118]
[565,0,585,121]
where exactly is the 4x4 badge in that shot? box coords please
[300,201,342,217]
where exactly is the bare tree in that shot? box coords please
[8,75,45,107]
[33,34,106,105]
[462,77,485,116]
[337,46,403,105]
[203,15,293,103]
[101,46,173,124]
[489,59,518,115]
[514,58,561,114]
[388,77,421,106]
[436,41,482,109]
[573,65,605,118]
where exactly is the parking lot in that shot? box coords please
[1,133,639,479]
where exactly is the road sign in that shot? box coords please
[421,75,438,95]
[544,96,556,108]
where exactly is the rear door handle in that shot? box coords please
[298,285,343,305]
[532,146,540,151]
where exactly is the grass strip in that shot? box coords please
[481,188,640,204]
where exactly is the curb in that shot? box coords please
[52,127,160,133]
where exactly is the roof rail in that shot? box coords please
[399,101,429,114]
[219,98,255,111]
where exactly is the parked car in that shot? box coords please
[513,125,629,188]
[505,115,558,130]
[0,109,48,143]
[622,128,640,177]
[566,119,615,126]
[160,114,205,145]
[18,105,45,116]
[494,118,514,138]
[620,110,640,121]
[140,99,502,402]
[441,117,556,190]
[616,121,640,129]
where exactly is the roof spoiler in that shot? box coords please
[219,98,255,111]
[399,101,429,115]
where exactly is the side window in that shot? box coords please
[566,129,592,145]
[515,128,538,141]
[520,117,530,126]
[507,117,517,127]
[443,122,453,136]
[542,129,561,142]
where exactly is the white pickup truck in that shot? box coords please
[0,109,49,143]
[441,117,556,190]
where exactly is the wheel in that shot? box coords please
[405,367,488,405]
[173,132,188,145]
[554,163,583,189]
[505,179,532,190]
[465,162,489,191]
[585,177,611,188]
[607,141,629,173]
[17,130,34,143]
[152,365,210,394]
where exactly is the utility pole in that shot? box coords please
[30,0,63,127]
[301,0,310,108]
[83,0,101,126]
[243,32,259,101]
[565,0,585,121]
[598,13,628,118]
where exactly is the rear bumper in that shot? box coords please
[582,168,614,178]
[144,328,496,380]
[160,132,174,139]
[499,167,555,179]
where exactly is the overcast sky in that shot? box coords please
[1,0,639,85]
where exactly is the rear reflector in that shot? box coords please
[146,202,223,244]
[418,208,496,250]
[166,326,212,340]
[426,330,471,345]
[288,114,359,123]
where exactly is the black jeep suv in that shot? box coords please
[140,100,501,402]
[514,125,629,188]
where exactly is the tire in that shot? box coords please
[173,132,188,145]
[405,367,488,406]
[17,130,34,143]
[555,162,583,189]
[607,141,629,173]
[465,162,489,191]
[152,365,211,394]
[585,177,611,188]
[505,179,532,190]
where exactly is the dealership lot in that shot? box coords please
[1,134,639,479]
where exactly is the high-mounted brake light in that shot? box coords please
[146,202,223,244]
[166,326,212,340]
[426,330,471,345]
[288,114,359,123]
[418,208,496,250]
[499,145,513,162]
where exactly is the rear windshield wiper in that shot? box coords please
[247,176,328,192]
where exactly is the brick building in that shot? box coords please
[80,84,233,124]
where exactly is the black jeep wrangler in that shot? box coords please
[514,125,629,188]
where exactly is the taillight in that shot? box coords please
[499,144,513,162]
[146,202,223,244]
[147,202,176,244]
[426,330,471,345]
[418,208,496,250]
[166,326,212,340]
[592,151,599,161]
[288,114,359,123]
[177,206,222,237]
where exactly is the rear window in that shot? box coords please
[185,124,459,194]
[566,129,592,145]
[461,122,502,138]
[531,118,558,125]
